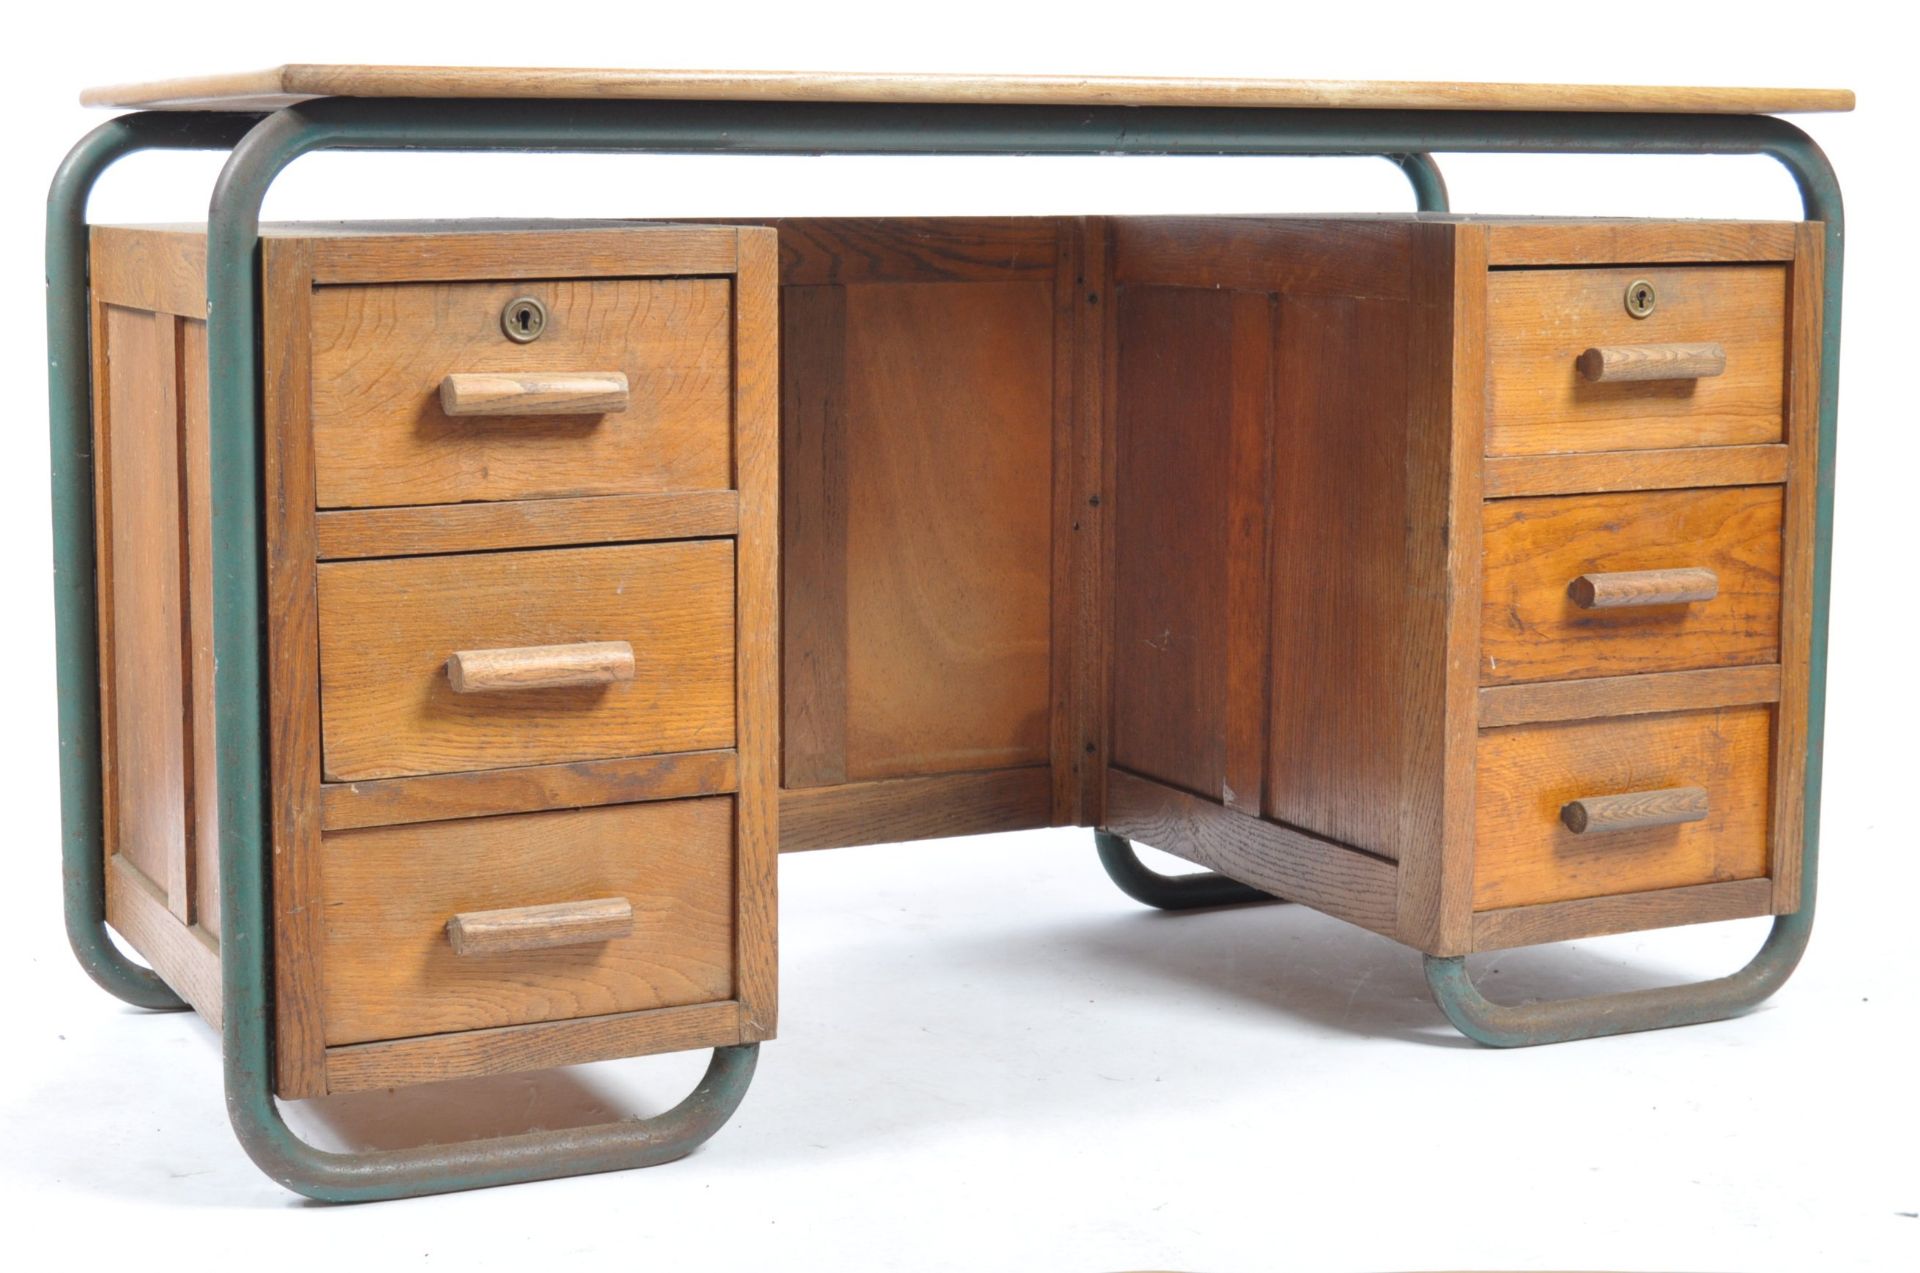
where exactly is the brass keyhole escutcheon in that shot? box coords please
[502,296,548,343]
[1624,279,1657,319]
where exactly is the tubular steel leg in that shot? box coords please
[1389,151,1451,211]
[48,112,259,1010]
[1094,831,1282,910]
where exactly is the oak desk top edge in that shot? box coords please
[79,66,1856,115]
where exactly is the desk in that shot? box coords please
[48,66,1850,1200]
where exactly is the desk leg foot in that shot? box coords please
[1093,831,1285,910]
[1423,906,1814,1046]
[228,1043,759,1202]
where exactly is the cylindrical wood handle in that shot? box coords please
[1568,568,1719,609]
[440,371,630,416]
[1576,343,1726,382]
[446,640,635,693]
[446,897,634,955]
[1561,786,1710,835]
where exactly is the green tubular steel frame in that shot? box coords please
[47,96,1841,1198]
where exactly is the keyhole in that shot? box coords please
[501,296,547,343]
[1624,279,1657,319]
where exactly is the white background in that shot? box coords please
[1,3,1913,1268]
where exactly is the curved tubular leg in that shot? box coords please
[47,111,260,1010]
[1387,151,1451,211]
[203,106,759,1203]
[1094,831,1282,910]
[1425,123,1840,1047]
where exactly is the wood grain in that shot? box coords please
[756,217,1059,285]
[1105,770,1399,939]
[1569,567,1721,609]
[778,767,1051,852]
[1114,218,1414,301]
[310,276,733,508]
[305,224,738,283]
[1471,878,1774,951]
[1483,444,1788,498]
[82,66,1855,115]
[104,853,221,1026]
[1069,218,1112,826]
[1561,786,1710,835]
[730,224,782,1041]
[446,641,636,693]
[262,237,328,1096]
[1473,706,1773,910]
[447,897,635,956]
[319,751,738,831]
[839,280,1053,780]
[323,1002,744,1093]
[1771,223,1823,914]
[319,799,736,1045]
[1481,486,1783,685]
[1577,342,1725,383]
[439,370,631,416]
[316,541,735,781]
[1482,220,1798,266]
[1478,665,1783,729]
[315,491,740,559]
[1486,265,1787,455]
[89,226,207,317]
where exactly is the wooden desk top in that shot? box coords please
[81,66,1854,115]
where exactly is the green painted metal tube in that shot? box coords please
[1094,831,1282,910]
[1390,152,1451,211]
[46,111,261,1011]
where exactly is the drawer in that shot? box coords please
[1485,264,1787,456]
[1481,485,1782,685]
[318,798,736,1045]
[1474,706,1772,911]
[309,276,735,508]
[317,540,735,781]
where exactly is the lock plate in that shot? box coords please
[1624,279,1657,319]
[501,296,548,343]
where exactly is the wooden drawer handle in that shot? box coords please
[447,897,633,956]
[1576,343,1726,383]
[440,371,630,416]
[1568,568,1719,610]
[1561,786,1710,835]
[446,640,635,693]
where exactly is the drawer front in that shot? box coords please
[1474,706,1772,910]
[1481,486,1782,685]
[310,277,734,508]
[319,798,736,1045]
[317,541,735,781]
[1486,264,1786,456]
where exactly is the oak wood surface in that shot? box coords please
[319,799,736,1045]
[1481,220,1799,266]
[319,750,739,831]
[104,853,222,1026]
[310,276,733,508]
[262,237,329,1096]
[1105,770,1399,939]
[89,226,207,317]
[1477,665,1783,729]
[447,897,636,956]
[1483,443,1788,498]
[1569,567,1721,609]
[81,66,1855,114]
[446,640,637,694]
[1486,265,1787,455]
[439,370,631,416]
[314,491,740,559]
[1473,706,1773,910]
[1471,878,1774,951]
[1561,785,1711,834]
[1481,486,1783,685]
[316,541,735,780]
[778,766,1051,852]
[1771,223,1823,913]
[1577,342,1726,383]
[730,225,782,1040]
[323,1002,744,1093]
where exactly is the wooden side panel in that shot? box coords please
[840,281,1054,779]
[1110,286,1232,800]
[100,305,188,906]
[1266,292,1418,856]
